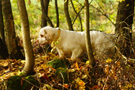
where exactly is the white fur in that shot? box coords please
[38,26,115,60]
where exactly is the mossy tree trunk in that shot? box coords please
[115,0,134,57]
[2,0,24,59]
[85,0,95,67]
[17,0,35,75]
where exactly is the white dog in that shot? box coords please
[38,26,115,60]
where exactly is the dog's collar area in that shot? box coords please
[56,29,61,40]
[51,29,61,47]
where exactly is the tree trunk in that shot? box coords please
[2,0,24,59]
[0,0,8,59]
[0,38,8,59]
[41,0,54,27]
[40,0,52,55]
[17,0,35,75]
[115,0,134,57]
[41,0,49,27]
[0,0,5,42]
[64,0,73,30]
[55,0,59,27]
[85,0,95,67]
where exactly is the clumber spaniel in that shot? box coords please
[38,26,115,60]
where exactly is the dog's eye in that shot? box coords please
[40,34,44,38]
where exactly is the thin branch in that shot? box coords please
[21,77,40,89]
[72,6,84,25]
[72,0,93,25]
[90,5,115,26]
[72,1,115,27]
[70,0,83,31]
[60,72,64,90]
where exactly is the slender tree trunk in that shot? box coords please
[64,0,73,30]
[0,0,5,42]
[2,0,24,59]
[41,0,49,27]
[17,0,35,75]
[115,0,134,57]
[41,0,54,27]
[40,0,52,55]
[55,0,59,27]
[85,0,95,67]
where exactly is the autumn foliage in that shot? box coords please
[0,50,135,89]
[0,0,135,90]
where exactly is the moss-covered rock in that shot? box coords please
[6,75,39,90]
[6,75,21,90]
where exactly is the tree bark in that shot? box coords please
[115,0,134,57]
[0,0,8,59]
[0,0,5,42]
[0,38,8,59]
[41,0,54,27]
[85,0,95,67]
[64,0,73,30]
[55,0,59,27]
[2,0,24,59]
[17,0,35,75]
[41,0,49,27]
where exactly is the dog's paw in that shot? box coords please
[59,56,65,60]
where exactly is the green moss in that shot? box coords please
[7,75,21,90]
[47,58,70,83]
[6,75,39,90]
[47,58,70,69]
[56,67,69,83]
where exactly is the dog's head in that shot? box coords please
[38,26,58,45]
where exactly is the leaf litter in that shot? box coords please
[0,51,135,90]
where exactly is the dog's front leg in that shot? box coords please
[71,47,83,61]
[57,48,65,59]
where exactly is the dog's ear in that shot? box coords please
[44,30,47,34]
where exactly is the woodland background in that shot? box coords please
[0,0,135,90]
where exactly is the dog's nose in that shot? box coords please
[36,39,39,43]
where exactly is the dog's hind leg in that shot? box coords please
[71,47,83,61]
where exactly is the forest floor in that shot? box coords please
[0,49,135,90]
[0,32,135,89]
